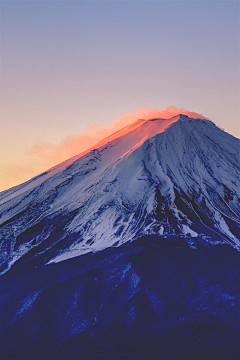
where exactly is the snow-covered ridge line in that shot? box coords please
[0,115,179,205]
[0,115,239,273]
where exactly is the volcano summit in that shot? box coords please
[0,115,240,359]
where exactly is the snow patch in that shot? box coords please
[182,225,198,237]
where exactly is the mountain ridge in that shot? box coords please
[1,114,240,359]
[0,115,239,274]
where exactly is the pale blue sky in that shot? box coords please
[1,0,239,190]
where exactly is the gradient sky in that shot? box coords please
[1,0,239,191]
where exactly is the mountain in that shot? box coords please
[0,114,240,359]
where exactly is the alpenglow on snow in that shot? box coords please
[0,114,239,274]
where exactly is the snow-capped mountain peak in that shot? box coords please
[0,115,239,273]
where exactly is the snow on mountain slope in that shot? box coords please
[0,115,239,273]
[0,117,176,209]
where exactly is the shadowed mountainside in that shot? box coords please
[0,237,240,359]
[0,115,240,359]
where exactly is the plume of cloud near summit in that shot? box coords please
[27,106,207,165]
[1,106,206,191]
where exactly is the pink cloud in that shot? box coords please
[1,106,207,191]
[28,105,206,165]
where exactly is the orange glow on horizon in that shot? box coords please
[0,106,207,191]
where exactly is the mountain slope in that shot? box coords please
[1,238,240,360]
[0,115,239,274]
[1,114,240,359]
